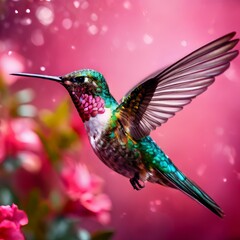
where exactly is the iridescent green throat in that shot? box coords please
[64,69,118,121]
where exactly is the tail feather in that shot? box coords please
[156,168,224,218]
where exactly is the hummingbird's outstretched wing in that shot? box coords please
[116,32,239,140]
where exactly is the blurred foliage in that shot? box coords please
[91,231,114,240]
[0,75,113,239]
[35,99,79,164]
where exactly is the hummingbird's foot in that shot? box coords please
[130,173,145,190]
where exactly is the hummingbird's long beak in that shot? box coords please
[10,73,62,82]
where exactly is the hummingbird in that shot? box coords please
[12,32,239,217]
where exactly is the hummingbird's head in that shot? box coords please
[61,69,109,97]
[11,69,117,122]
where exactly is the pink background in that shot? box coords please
[1,1,240,239]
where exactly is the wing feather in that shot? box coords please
[116,32,239,139]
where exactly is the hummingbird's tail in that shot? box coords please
[156,168,224,218]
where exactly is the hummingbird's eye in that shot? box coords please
[73,76,86,83]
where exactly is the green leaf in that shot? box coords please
[40,99,70,128]
[91,230,114,240]
[2,156,21,172]
[0,75,9,98]
[78,229,91,240]
[47,217,84,240]
[0,186,18,205]
[23,189,50,240]
[15,89,35,104]
[17,104,37,117]
[35,99,80,163]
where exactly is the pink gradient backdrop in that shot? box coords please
[1,1,240,239]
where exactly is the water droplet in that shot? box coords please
[90,13,98,21]
[215,127,224,136]
[181,40,187,47]
[71,45,76,50]
[36,6,54,26]
[235,171,240,180]
[31,30,44,46]
[3,22,9,29]
[143,34,153,45]
[81,1,89,10]
[15,10,18,14]
[213,143,236,165]
[52,98,56,102]
[62,18,72,30]
[51,26,59,33]
[21,17,32,26]
[197,164,207,176]
[27,60,33,68]
[100,25,108,34]
[88,24,98,35]
[224,64,237,82]
[26,9,30,14]
[126,41,136,51]
[8,51,12,56]
[223,178,227,183]
[0,41,6,52]
[73,0,80,8]
[224,145,236,165]
[40,66,46,71]
[208,28,215,35]
[123,1,131,10]
[149,200,162,212]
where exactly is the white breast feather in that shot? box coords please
[84,108,112,148]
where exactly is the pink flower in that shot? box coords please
[70,112,87,139]
[0,120,21,162]
[0,119,42,172]
[61,160,112,224]
[0,52,25,85]
[0,204,28,240]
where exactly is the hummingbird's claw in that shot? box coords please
[130,173,145,190]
